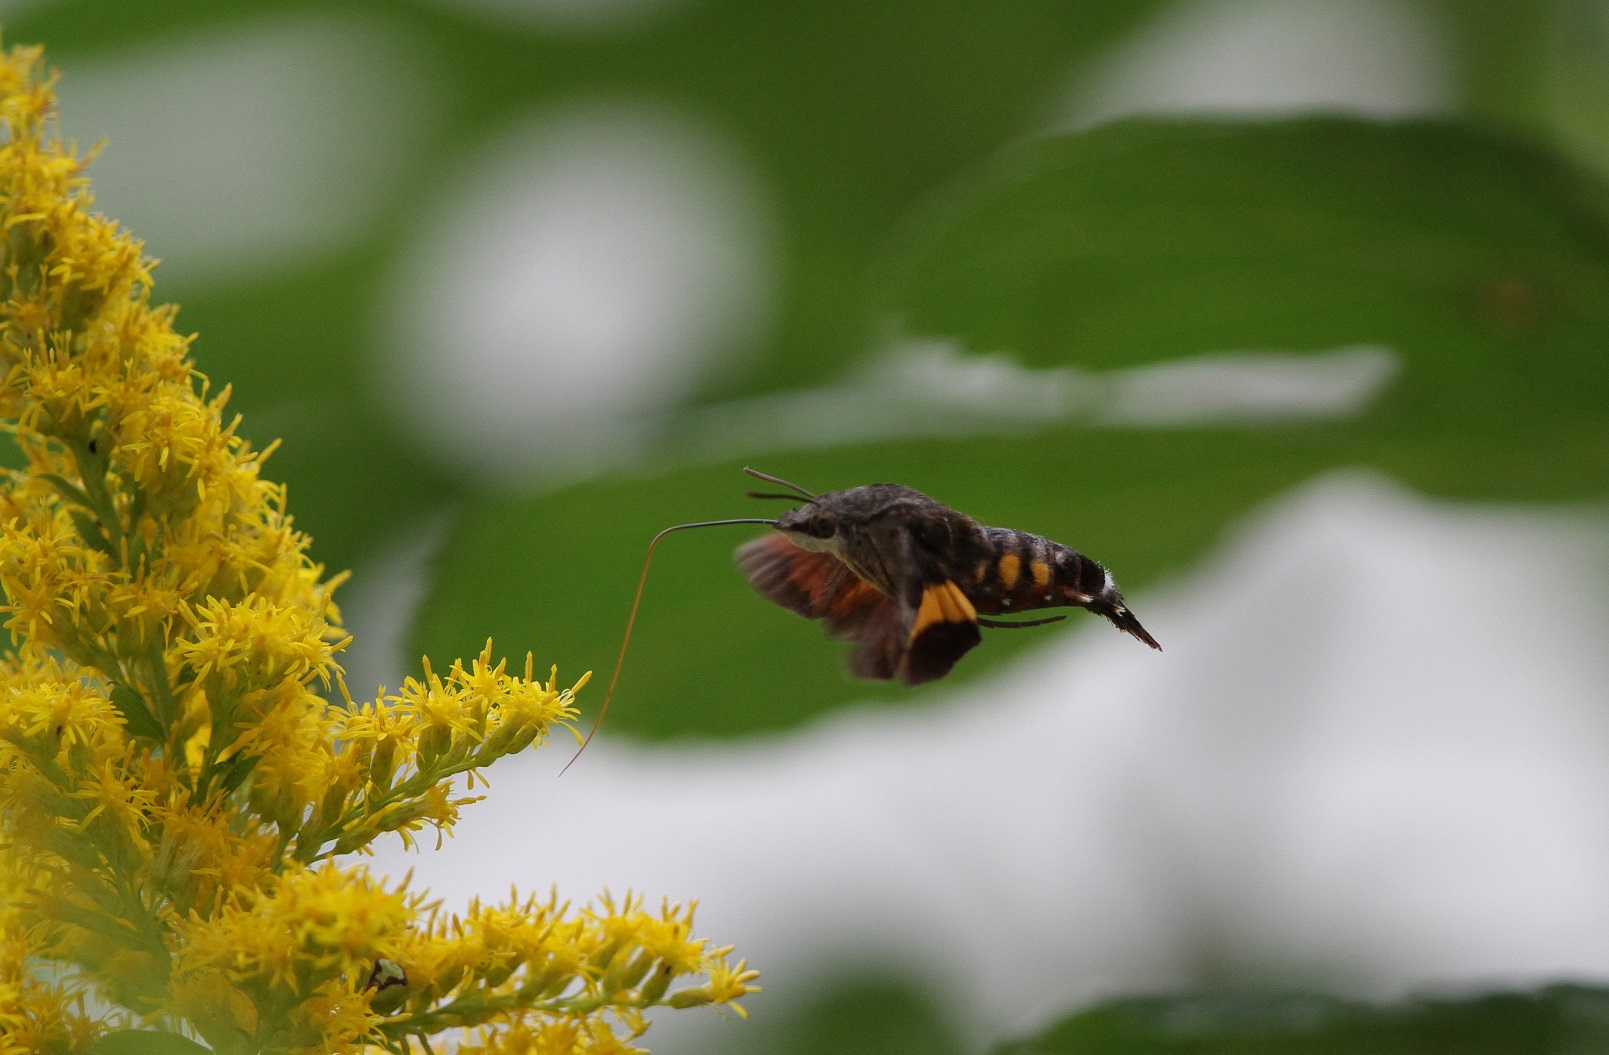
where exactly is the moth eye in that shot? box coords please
[809,513,837,538]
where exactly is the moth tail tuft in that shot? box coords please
[1108,604,1162,651]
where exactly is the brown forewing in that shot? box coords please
[736,533,906,679]
[736,532,983,685]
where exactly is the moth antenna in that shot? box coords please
[746,491,813,502]
[742,466,815,500]
[562,517,779,775]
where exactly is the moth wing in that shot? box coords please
[736,533,907,680]
[899,577,981,685]
[851,521,982,686]
[736,532,857,618]
[736,529,984,685]
[826,578,905,681]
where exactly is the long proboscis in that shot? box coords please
[560,516,779,775]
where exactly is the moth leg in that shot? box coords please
[976,614,1067,629]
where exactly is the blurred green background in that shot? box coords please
[14,0,1609,1050]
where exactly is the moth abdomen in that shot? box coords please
[970,527,1096,609]
[971,525,1161,650]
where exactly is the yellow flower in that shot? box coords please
[0,40,754,1055]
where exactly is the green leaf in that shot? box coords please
[701,972,968,1055]
[8,0,1168,585]
[888,117,1609,439]
[89,1029,212,1055]
[217,751,261,795]
[109,684,166,743]
[993,985,1609,1054]
[68,507,117,560]
[16,0,1605,763]
[416,118,1609,741]
[412,434,1323,740]
[39,473,93,509]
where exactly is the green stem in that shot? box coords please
[68,437,123,551]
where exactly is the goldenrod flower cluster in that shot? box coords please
[0,43,756,1055]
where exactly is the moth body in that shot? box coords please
[740,480,1159,687]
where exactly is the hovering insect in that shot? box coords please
[736,469,1160,685]
[563,468,1159,771]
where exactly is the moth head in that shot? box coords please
[775,503,840,553]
